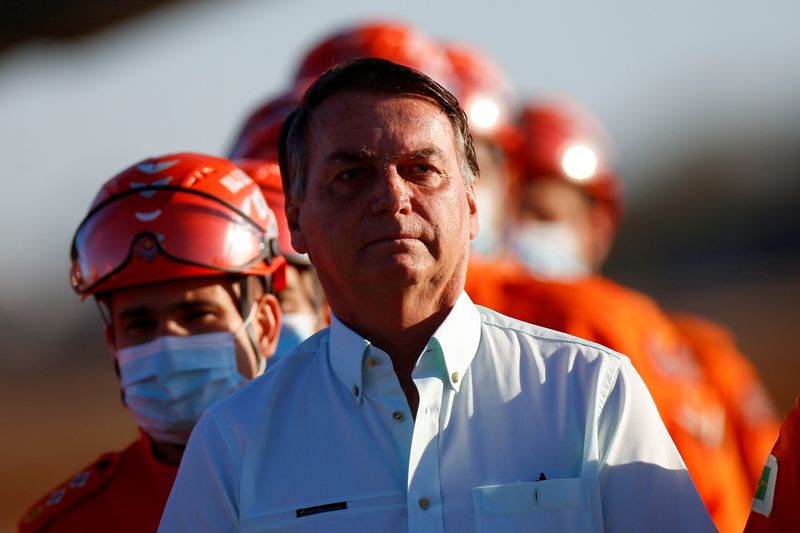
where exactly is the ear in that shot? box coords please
[254,292,281,358]
[588,205,616,269]
[285,199,308,254]
[466,180,480,240]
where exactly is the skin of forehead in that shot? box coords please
[310,92,460,165]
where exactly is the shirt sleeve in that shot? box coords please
[597,358,717,532]
[158,410,240,532]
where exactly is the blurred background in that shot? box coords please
[1,0,798,528]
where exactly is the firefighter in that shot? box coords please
[475,99,781,532]
[443,41,518,259]
[744,397,800,532]
[18,153,285,532]
[235,159,327,359]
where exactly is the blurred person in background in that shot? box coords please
[229,92,299,163]
[744,397,800,532]
[18,153,285,533]
[236,159,327,359]
[472,98,780,532]
[443,41,517,259]
[290,20,457,95]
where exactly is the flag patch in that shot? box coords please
[751,454,778,517]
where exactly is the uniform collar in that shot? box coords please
[329,291,481,402]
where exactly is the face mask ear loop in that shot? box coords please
[238,277,266,375]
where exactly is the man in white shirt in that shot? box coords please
[159,58,714,532]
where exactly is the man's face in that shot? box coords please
[108,277,273,379]
[287,92,478,316]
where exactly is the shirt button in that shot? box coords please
[418,496,430,510]
[366,357,378,367]
[392,410,405,422]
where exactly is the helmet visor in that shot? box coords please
[71,186,271,294]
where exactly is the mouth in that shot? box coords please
[362,234,420,251]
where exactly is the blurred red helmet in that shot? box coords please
[71,152,286,298]
[293,20,456,93]
[234,158,310,266]
[444,42,516,140]
[512,99,623,226]
[229,92,299,162]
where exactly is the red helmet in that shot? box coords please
[444,42,516,140]
[229,92,299,162]
[71,152,286,298]
[512,99,623,226]
[234,159,310,266]
[293,20,456,93]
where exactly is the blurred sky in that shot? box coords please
[1,0,799,304]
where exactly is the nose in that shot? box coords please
[371,168,411,215]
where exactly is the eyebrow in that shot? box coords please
[403,147,445,162]
[323,146,445,165]
[118,306,154,321]
[323,148,379,165]
[117,299,220,320]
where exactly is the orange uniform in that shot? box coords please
[466,256,754,533]
[672,313,781,486]
[18,434,177,533]
[744,398,800,532]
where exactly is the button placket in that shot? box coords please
[407,366,445,532]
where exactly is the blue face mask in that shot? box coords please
[508,221,590,280]
[271,313,317,361]
[116,332,247,445]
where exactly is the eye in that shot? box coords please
[411,163,434,173]
[336,168,363,182]
[401,162,440,183]
[184,308,218,323]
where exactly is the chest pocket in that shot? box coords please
[473,478,595,533]
[239,493,406,532]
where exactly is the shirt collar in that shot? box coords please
[329,313,371,404]
[427,291,481,393]
[328,291,482,401]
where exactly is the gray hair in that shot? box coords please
[278,58,479,201]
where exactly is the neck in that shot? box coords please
[335,281,462,405]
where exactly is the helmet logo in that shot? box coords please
[220,169,253,194]
[137,159,179,175]
[130,176,172,198]
[135,209,162,222]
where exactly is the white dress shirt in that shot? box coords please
[159,292,714,532]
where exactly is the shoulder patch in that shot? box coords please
[751,454,778,517]
[18,451,122,532]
